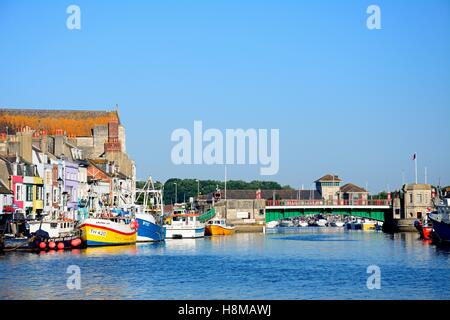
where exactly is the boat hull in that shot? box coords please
[429,218,450,243]
[136,214,165,242]
[80,219,137,246]
[164,226,205,239]
[205,225,235,236]
[362,223,376,231]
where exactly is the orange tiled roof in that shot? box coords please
[0,108,119,137]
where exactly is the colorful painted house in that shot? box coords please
[4,158,44,218]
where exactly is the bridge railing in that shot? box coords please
[266,199,391,207]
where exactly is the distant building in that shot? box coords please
[387,184,435,232]
[315,174,341,203]
[0,156,44,218]
[339,183,369,205]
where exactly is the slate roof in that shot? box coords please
[340,183,367,193]
[0,156,37,177]
[87,159,129,180]
[0,180,12,194]
[315,174,342,183]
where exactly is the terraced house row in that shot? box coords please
[0,108,136,219]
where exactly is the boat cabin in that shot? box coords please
[207,219,228,227]
[29,220,77,238]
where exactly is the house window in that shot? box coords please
[16,185,22,201]
[409,194,413,204]
[417,212,422,219]
[36,187,43,201]
[417,194,423,203]
[26,186,33,201]
[46,193,51,206]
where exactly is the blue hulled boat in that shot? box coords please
[429,197,450,244]
[133,177,166,242]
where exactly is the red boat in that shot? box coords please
[414,220,433,240]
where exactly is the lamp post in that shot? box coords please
[57,177,64,212]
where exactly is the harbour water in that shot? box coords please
[1,228,449,300]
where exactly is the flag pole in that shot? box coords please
[415,152,418,184]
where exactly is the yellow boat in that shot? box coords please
[205,218,235,236]
[362,221,377,231]
[79,217,137,246]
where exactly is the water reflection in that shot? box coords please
[1,229,449,300]
[82,245,139,256]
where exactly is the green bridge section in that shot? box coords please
[198,208,216,222]
[265,208,387,223]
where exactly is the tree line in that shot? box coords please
[136,178,291,204]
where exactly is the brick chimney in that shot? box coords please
[104,118,121,153]
[54,129,65,157]
[18,126,33,163]
[40,130,48,154]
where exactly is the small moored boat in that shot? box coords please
[164,208,205,239]
[79,215,137,247]
[205,218,235,236]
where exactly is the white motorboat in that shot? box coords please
[164,207,205,239]
[316,219,328,227]
[279,219,294,227]
[331,221,345,228]
[266,221,279,229]
[298,221,309,228]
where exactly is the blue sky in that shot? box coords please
[0,0,449,192]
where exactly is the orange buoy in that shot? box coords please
[39,242,47,250]
[57,242,65,250]
[71,239,82,247]
[48,242,56,249]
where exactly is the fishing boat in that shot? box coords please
[164,207,205,239]
[429,197,450,244]
[205,218,235,236]
[79,214,137,247]
[316,219,328,227]
[132,177,165,242]
[2,213,82,252]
